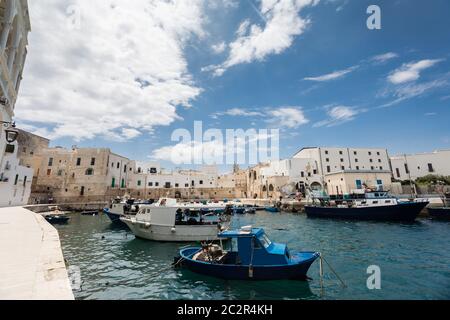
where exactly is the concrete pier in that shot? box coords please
[0,207,74,300]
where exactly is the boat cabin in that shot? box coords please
[218,226,290,265]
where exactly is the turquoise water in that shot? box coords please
[55,212,450,300]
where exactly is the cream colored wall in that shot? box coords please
[325,172,392,195]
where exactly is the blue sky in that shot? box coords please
[16,0,450,171]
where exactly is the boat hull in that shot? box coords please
[103,208,129,228]
[178,248,319,280]
[121,220,223,242]
[428,207,450,221]
[44,216,70,224]
[305,201,428,221]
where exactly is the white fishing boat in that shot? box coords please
[120,198,230,242]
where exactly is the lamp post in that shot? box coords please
[1,121,19,143]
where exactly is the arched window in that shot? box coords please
[269,184,274,192]
[85,168,94,176]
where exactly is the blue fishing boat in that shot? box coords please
[103,207,128,227]
[175,226,319,280]
[265,206,279,213]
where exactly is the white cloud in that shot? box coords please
[211,108,264,118]
[371,52,398,63]
[211,41,226,54]
[267,107,309,128]
[304,65,357,82]
[205,0,317,76]
[380,79,449,107]
[16,0,207,141]
[387,59,443,84]
[313,105,360,127]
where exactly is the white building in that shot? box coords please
[291,147,391,190]
[0,0,32,207]
[390,150,450,181]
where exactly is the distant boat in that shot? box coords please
[244,208,256,214]
[265,206,280,213]
[81,210,99,216]
[120,198,230,242]
[428,207,450,221]
[41,206,70,224]
[175,226,319,280]
[305,191,429,222]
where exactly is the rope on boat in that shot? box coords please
[319,253,347,289]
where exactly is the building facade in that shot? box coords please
[324,170,393,195]
[0,0,32,207]
[390,150,450,181]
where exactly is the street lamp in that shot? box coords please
[1,121,19,143]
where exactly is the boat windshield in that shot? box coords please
[258,234,272,249]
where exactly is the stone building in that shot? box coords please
[31,147,134,203]
[0,0,32,207]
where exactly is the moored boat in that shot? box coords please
[120,198,230,242]
[175,226,319,280]
[40,206,70,224]
[428,207,450,221]
[265,206,280,213]
[305,191,428,221]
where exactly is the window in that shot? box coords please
[327,166,331,173]
[313,169,317,175]
[339,151,343,155]
[326,158,329,162]
[354,151,357,155]
[370,159,373,163]
[23,176,27,187]
[396,168,400,178]
[80,186,85,196]
[185,183,189,187]
[117,163,120,169]
[404,164,409,174]
[165,182,171,188]
[380,166,383,170]
[341,166,345,170]
[137,167,142,173]
[5,144,15,153]
[175,183,179,188]
[199,180,204,185]
[377,152,380,156]
[47,169,52,176]
[258,234,272,249]
[155,182,159,187]
[427,163,434,173]
[355,158,358,163]
[76,158,81,166]
[91,158,96,166]
[57,170,63,176]
[111,178,116,188]
[148,182,153,187]
[85,168,94,175]
[378,159,381,163]
[14,174,19,185]
[48,158,53,166]
[356,180,362,189]
[371,166,374,170]
[325,150,329,155]
[150,167,157,174]
[368,151,372,155]
[124,165,127,173]
[377,179,383,185]
[340,158,344,162]
[300,171,304,178]
[137,180,141,186]
[111,162,114,168]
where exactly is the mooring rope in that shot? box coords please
[319,253,347,289]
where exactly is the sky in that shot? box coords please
[14,0,450,171]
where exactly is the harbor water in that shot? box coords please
[56,211,450,300]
